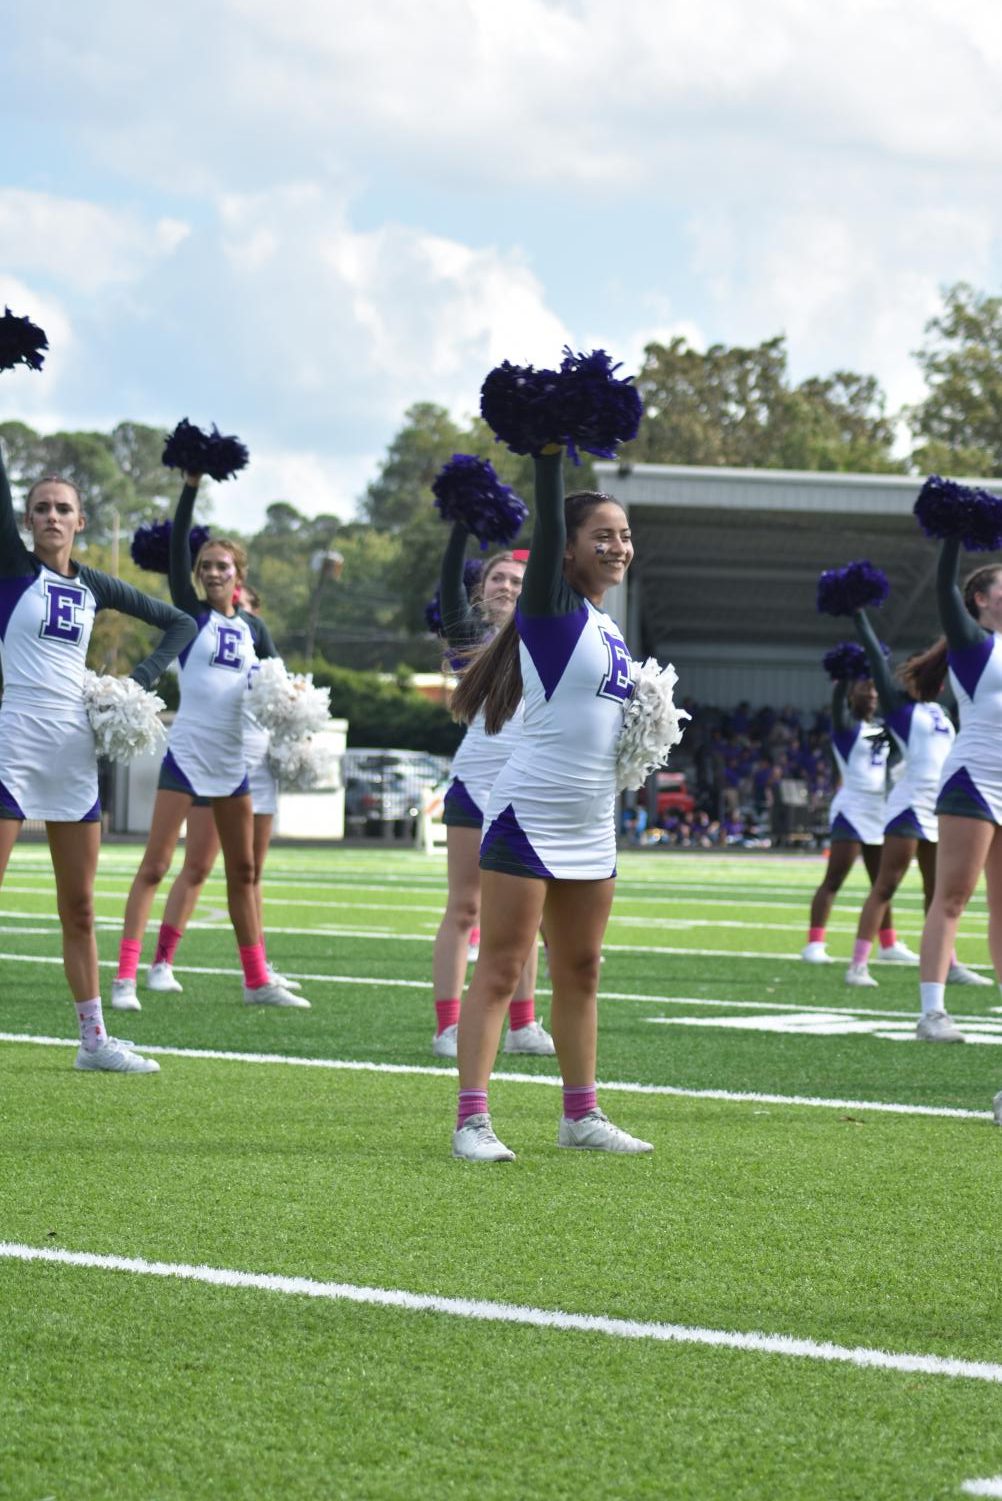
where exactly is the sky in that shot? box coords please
[2,0,1001,531]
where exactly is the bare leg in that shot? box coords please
[808,840,859,929]
[46,821,102,1000]
[855,837,915,943]
[211,794,259,948]
[542,878,616,1087]
[433,826,481,1001]
[920,816,995,983]
[457,871,545,1091]
[119,790,192,944]
[916,840,937,912]
[0,818,21,887]
[252,813,274,935]
[861,843,893,933]
[161,804,221,933]
[981,829,1002,980]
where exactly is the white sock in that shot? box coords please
[919,982,946,1016]
[75,996,105,1052]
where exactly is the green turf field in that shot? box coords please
[3,842,1002,1500]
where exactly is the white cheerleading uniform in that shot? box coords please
[0,464,194,821]
[481,597,632,880]
[446,706,524,826]
[829,720,888,846]
[936,632,1002,825]
[243,698,278,816]
[882,700,955,842]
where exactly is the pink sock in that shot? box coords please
[879,928,896,949]
[435,999,461,1034]
[154,923,183,967]
[457,1089,488,1128]
[563,1084,597,1121]
[116,939,142,982]
[852,938,872,966]
[239,942,270,990]
[75,997,105,1052]
[469,927,480,947]
[509,997,535,1031]
[808,927,825,944]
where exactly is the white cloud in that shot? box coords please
[0,277,74,427]
[208,442,377,533]
[0,190,189,294]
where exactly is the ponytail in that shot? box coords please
[451,616,523,733]
[898,640,948,702]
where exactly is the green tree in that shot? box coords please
[908,282,1002,475]
[361,402,464,532]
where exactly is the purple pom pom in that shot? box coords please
[424,592,443,634]
[914,475,1002,552]
[0,307,47,373]
[432,454,528,547]
[817,560,890,616]
[557,347,643,462]
[822,642,870,682]
[480,349,643,463]
[162,418,249,483]
[130,519,212,574]
[463,558,485,592]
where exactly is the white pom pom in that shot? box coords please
[247,659,331,737]
[82,671,168,763]
[267,735,336,790]
[615,657,690,792]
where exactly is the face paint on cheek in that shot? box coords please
[594,544,608,555]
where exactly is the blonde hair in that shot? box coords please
[26,474,83,514]
[192,535,248,593]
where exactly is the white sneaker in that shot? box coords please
[915,1010,965,1043]
[467,942,480,963]
[993,1091,1002,1126]
[947,961,993,986]
[801,941,831,964]
[146,961,183,993]
[503,1020,556,1055]
[557,1108,653,1154]
[74,1037,160,1074]
[111,978,141,1012]
[845,962,878,988]
[452,1113,515,1162]
[243,982,311,1009]
[877,940,920,963]
[432,1023,459,1059]
[266,967,302,991]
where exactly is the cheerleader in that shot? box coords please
[112,475,309,1010]
[142,586,300,996]
[431,526,553,1059]
[844,606,988,997]
[0,453,195,1072]
[449,449,652,1161]
[801,669,907,964]
[915,545,1002,1042]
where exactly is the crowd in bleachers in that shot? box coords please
[622,699,836,849]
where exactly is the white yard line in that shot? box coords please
[0,1032,989,1121]
[1,1240,1000,1385]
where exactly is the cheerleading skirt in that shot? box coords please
[829,787,885,846]
[0,704,99,822]
[480,767,617,882]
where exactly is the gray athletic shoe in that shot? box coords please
[266,967,302,991]
[845,962,878,988]
[876,940,920,963]
[557,1108,653,1153]
[452,1113,515,1162]
[146,961,183,993]
[243,982,311,1009]
[947,962,993,987]
[992,1091,1002,1126]
[432,1023,459,1059]
[74,1037,159,1074]
[503,1020,556,1055]
[915,1010,965,1043]
[111,978,141,1012]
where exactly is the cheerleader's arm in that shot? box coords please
[519,449,580,619]
[81,568,197,688]
[168,478,203,617]
[440,522,482,648]
[937,536,986,650]
[853,607,901,715]
[0,439,32,577]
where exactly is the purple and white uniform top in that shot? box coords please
[166,610,260,798]
[882,700,954,841]
[828,719,888,846]
[448,705,524,821]
[936,632,1002,824]
[480,597,632,880]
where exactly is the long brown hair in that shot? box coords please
[452,491,620,732]
[898,562,1002,701]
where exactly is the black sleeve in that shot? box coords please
[80,567,198,689]
[937,536,986,650]
[853,607,902,715]
[831,683,852,733]
[518,450,582,618]
[439,522,483,648]
[0,441,32,579]
[168,482,202,617]
[246,612,278,661]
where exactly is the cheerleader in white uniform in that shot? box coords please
[844,606,987,1002]
[431,529,553,1059]
[448,449,652,1161]
[113,475,309,1011]
[141,585,300,996]
[802,672,898,964]
[918,547,1002,1042]
[0,454,195,1072]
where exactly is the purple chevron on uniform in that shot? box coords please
[884,805,925,839]
[0,575,34,640]
[443,777,483,824]
[178,612,211,670]
[936,765,995,823]
[832,725,861,762]
[480,802,554,879]
[81,795,101,823]
[516,602,588,701]
[0,773,25,819]
[159,748,197,796]
[948,636,995,701]
[830,811,862,841]
[884,701,915,745]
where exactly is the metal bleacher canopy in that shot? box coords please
[592,461,1002,714]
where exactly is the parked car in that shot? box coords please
[342,749,451,835]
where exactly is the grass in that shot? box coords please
[2,842,1002,1499]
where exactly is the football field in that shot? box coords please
[2,842,1002,1500]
